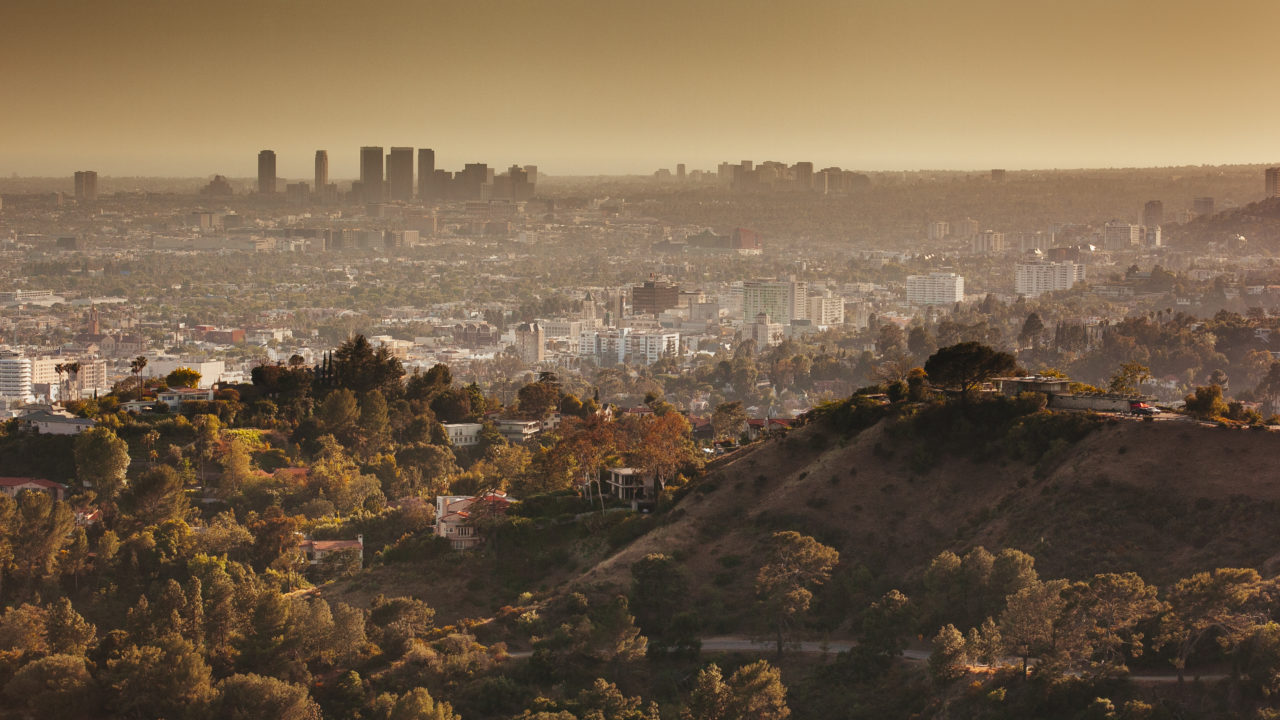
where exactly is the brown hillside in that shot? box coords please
[576,412,1280,610]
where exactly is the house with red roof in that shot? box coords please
[434,491,511,550]
[0,477,65,501]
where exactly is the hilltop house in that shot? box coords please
[0,477,65,501]
[16,408,95,435]
[298,535,364,567]
[435,492,511,550]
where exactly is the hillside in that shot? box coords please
[577,403,1280,628]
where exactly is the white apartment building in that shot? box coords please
[0,355,33,401]
[972,230,1006,253]
[578,329,680,365]
[1015,261,1085,298]
[905,273,965,305]
[443,423,484,447]
[740,279,806,324]
[145,359,225,388]
[1102,221,1143,250]
[806,294,845,326]
[927,221,949,241]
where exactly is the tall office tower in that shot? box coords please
[359,146,385,204]
[676,163,686,181]
[314,150,328,191]
[793,161,814,189]
[73,171,98,203]
[631,280,680,315]
[457,163,489,200]
[1267,167,1280,198]
[507,165,533,201]
[1143,200,1163,228]
[1193,197,1215,218]
[927,221,950,241]
[991,169,1007,182]
[387,147,414,202]
[257,150,277,194]
[523,165,538,184]
[417,148,436,199]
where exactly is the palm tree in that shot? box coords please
[54,363,66,404]
[65,362,81,402]
[130,355,148,400]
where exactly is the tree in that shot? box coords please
[130,355,148,400]
[1019,312,1045,347]
[387,687,460,720]
[710,401,747,442]
[212,674,321,720]
[74,427,130,503]
[517,379,562,420]
[755,531,839,656]
[249,506,299,570]
[11,492,75,586]
[102,635,215,719]
[318,389,360,441]
[4,654,99,720]
[1108,363,1151,396]
[165,367,202,389]
[682,661,790,720]
[1184,384,1229,420]
[1058,572,1163,674]
[630,553,690,638]
[46,597,96,656]
[331,335,404,397]
[929,624,968,684]
[1158,568,1268,682]
[924,342,1021,398]
[120,465,191,527]
[999,579,1067,676]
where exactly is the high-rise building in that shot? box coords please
[257,150,276,194]
[1193,197,1215,218]
[793,161,814,189]
[906,273,965,305]
[0,354,34,401]
[741,279,806,324]
[806,293,845,325]
[927,221,949,241]
[417,148,436,199]
[676,163,686,182]
[314,150,328,191]
[1015,262,1085,298]
[972,230,1006,253]
[387,147,414,202]
[1102,221,1142,250]
[631,280,680,316]
[1143,200,1163,227]
[1266,168,1280,199]
[514,322,546,364]
[360,146,385,204]
[73,171,98,203]
[523,165,538,184]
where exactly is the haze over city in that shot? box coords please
[3,0,1280,176]
[9,2,1280,719]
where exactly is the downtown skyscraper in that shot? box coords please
[359,146,384,204]
[387,147,414,202]
[257,150,277,194]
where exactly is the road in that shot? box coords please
[506,635,1224,683]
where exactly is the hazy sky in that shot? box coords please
[2,0,1277,177]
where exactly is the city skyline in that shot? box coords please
[2,0,1280,177]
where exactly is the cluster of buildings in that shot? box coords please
[651,159,871,194]
[253,146,537,206]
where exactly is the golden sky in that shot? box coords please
[1,0,1277,177]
